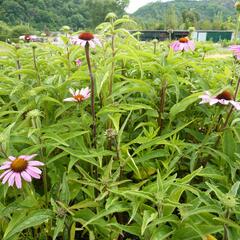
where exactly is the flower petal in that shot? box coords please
[0,163,11,170]
[2,171,13,184]
[230,101,240,110]
[19,154,37,161]
[15,173,22,189]
[63,97,77,102]
[8,156,16,161]
[26,169,41,179]
[21,171,32,182]
[8,173,16,186]
[28,166,42,174]
[0,169,11,180]
[28,161,44,166]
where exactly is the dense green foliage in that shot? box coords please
[0,15,240,240]
[134,0,236,30]
[0,0,129,30]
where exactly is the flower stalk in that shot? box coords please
[221,77,240,130]
[85,43,97,148]
[32,46,41,86]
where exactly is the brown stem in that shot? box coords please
[222,77,240,130]
[85,43,97,149]
[16,59,21,80]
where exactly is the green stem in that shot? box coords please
[32,47,41,86]
[109,31,115,97]
[234,13,240,44]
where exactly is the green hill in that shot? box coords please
[133,0,236,30]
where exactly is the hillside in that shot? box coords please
[133,0,236,30]
[0,0,129,31]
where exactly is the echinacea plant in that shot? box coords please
[71,32,102,48]
[229,45,240,60]
[170,37,195,52]
[199,90,240,110]
[63,87,90,102]
[0,154,44,188]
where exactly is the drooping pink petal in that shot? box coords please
[15,173,22,189]
[0,163,11,170]
[8,173,16,186]
[0,169,11,180]
[188,41,195,51]
[27,166,42,174]
[208,98,220,105]
[230,101,240,110]
[2,171,13,184]
[89,40,96,48]
[26,169,41,179]
[28,161,44,166]
[63,97,77,102]
[80,40,87,47]
[218,99,230,105]
[21,171,32,182]
[93,37,102,47]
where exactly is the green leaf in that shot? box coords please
[169,92,201,121]
[3,210,53,240]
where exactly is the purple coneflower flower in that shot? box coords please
[0,154,44,189]
[71,32,102,48]
[199,90,240,110]
[170,37,195,52]
[229,45,240,60]
[63,87,91,102]
[75,59,82,66]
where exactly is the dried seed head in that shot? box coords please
[104,128,117,140]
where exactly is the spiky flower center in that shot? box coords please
[79,32,94,41]
[216,91,233,100]
[74,94,85,101]
[179,37,188,43]
[11,158,28,172]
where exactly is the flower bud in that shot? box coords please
[105,12,117,21]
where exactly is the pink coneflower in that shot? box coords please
[71,32,102,48]
[170,37,195,52]
[0,154,44,189]
[63,87,91,102]
[229,45,240,60]
[199,90,240,110]
[75,59,82,66]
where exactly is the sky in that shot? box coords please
[126,0,159,14]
